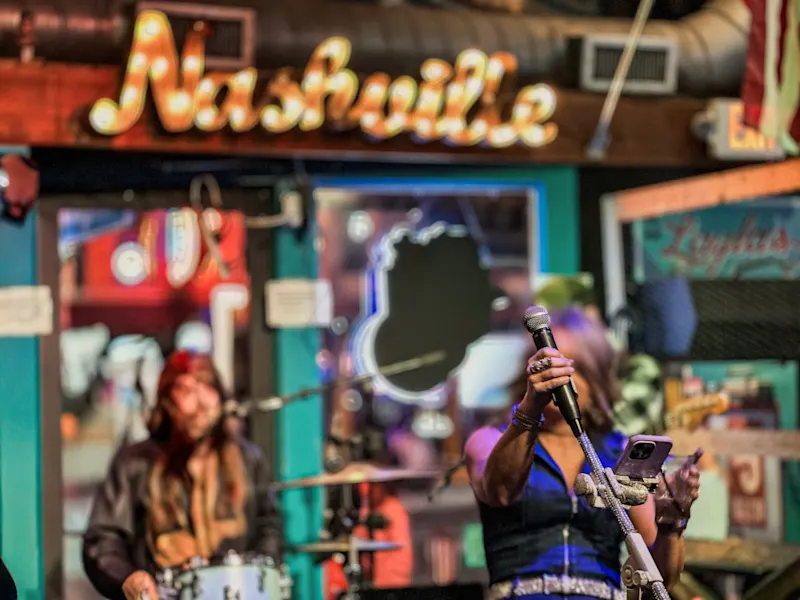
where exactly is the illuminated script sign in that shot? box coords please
[89,10,558,149]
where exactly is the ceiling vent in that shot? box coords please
[137,2,255,70]
[579,34,678,96]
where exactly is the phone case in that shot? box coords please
[613,434,673,480]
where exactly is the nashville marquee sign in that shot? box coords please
[89,10,559,149]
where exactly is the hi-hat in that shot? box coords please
[293,540,403,554]
[272,462,439,490]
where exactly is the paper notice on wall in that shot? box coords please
[0,286,53,336]
[265,278,333,328]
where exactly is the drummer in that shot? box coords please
[83,350,283,600]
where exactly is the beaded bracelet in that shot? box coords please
[656,517,688,535]
[511,402,544,431]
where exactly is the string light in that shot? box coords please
[89,9,559,149]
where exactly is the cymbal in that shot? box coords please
[272,462,439,490]
[293,540,403,554]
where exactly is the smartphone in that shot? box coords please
[613,434,673,480]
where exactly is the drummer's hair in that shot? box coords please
[145,350,249,562]
[147,350,229,440]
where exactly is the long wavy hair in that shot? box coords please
[508,306,620,433]
[146,350,249,563]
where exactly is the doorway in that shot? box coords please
[51,199,254,599]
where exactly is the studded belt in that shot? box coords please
[489,575,626,600]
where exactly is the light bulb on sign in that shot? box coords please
[130,53,147,71]
[347,211,374,243]
[88,101,118,133]
[168,91,192,114]
[111,242,149,286]
[196,107,217,128]
[151,57,169,78]
[121,87,140,107]
[138,17,162,41]
[182,56,202,72]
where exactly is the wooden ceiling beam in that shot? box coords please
[614,159,800,222]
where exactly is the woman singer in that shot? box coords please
[465,307,700,600]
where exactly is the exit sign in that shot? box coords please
[703,99,785,161]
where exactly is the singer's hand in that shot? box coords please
[525,348,574,407]
[661,462,701,516]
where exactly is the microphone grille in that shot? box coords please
[523,306,550,333]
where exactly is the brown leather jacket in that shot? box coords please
[83,438,282,600]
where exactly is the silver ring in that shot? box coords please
[527,357,551,375]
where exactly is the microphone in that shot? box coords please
[523,306,585,437]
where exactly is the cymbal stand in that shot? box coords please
[341,533,365,600]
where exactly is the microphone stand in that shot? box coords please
[574,432,671,600]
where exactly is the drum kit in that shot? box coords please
[154,553,290,600]
[146,463,438,600]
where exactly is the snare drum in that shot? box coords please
[166,552,290,600]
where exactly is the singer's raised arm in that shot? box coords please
[464,348,573,507]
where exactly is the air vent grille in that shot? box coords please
[592,47,669,83]
[167,16,243,60]
[137,2,255,70]
[579,34,678,95]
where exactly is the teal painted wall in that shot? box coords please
[272,224,325,600]
[531,166,580,274]
[0,205,45,599]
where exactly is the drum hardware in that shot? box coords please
[223,586,240,600]
[292,539,402,554]
[343,533,365,600]
[326,433,365,473]
[294,535,403,600]
[188,570,202,598]
[159,552,288,600]
[279,563,294,600]
[159,568,175,587]
[271,462,439,490]
[222,551,244,566]
[226,351,446,418]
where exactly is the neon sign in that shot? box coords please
[89,10,558,149]
[352,223,469,404]
[110,208,235,289]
